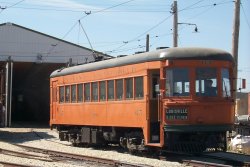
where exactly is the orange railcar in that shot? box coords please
[50,47,235,152]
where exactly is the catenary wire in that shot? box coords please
[241,2,250,30]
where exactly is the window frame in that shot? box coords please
[65,85,70,103]
[100,81,106,101]
[71,84,77,103]
[165,68,190,97]
[135,76,144,99]
[84,83,91,102]
[108,80,114,101]
[195,67,218,97]
[92,82,98,102]
[125,78,134,100]
[116,79,124,100]
[59,86,65,103]
[77,84,83,102]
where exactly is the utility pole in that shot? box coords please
[172,0,178,47]
[232,0,240,100]
[146,34,149,52]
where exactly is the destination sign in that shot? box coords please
[166,108,188,120]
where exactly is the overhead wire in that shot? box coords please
[178,0,207,12]
[44,0,136,59]
[0,0,25,14]
[78,0,135,21]
[108,14,173,54]
[183,0,234,10]
[107,0,209,55]
[0,1,171,13]
[240,2,250,30]
[10,6,169,13]
[7,0,25,8]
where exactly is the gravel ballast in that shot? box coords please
[0,125,185,167]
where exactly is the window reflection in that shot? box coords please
[100,81,106,101]
[196,68,217,97]
[71,85,76,102]
[65,85,70,102]
[84,83,90,101]
[59,86,64,103]
[116,79,123,100]
[166,68,190,96]
[222,68,231,97]
[126,78,133,99]
[77,84,83,102]
[92,82,98,101]
[135,77,143,99]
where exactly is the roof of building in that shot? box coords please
[0,22,112,63]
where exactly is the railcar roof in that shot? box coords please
[50,47,234,78]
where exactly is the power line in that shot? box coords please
[179,0,207,12]
[105,45,146,54]
[108,0,209,54]
[0,0,25,14]
[10,6,169,13]
[183,0,234,10]
[7,0,25,8]
[109,14,173,53]
[44,0,136,60]
[79,0,136,20]
[241,3,250,30]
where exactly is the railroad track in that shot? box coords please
[9,144,151,167]
[182,151,250,167]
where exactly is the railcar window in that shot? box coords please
[59,86,64,103]
[116,79,123,100]
[100,81,106,101]
[222,68,231,97]
[196,68,217,97]
[65,86,70,103]
[108,80,114,100]
[77,84,83,102]
[126,78,133,99]
[165,68,190,97]
[92,82,98,101]
[135,77,144,99]
[71,85,76,103]
[84,83,90,102]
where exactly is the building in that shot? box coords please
[236,92,250,116]
[0,22,112,126]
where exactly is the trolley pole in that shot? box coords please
[232,0,240,100]
[172,0,178,47]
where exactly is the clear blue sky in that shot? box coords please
[0,0,249,92]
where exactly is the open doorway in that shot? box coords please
[0,61,63,126]
[11,62,63,123]
[148,69,160,143]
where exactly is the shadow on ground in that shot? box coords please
[0,122,56,144]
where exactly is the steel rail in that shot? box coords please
[183,159,232,167]
[0,160,37,167]
[0,148,53,162]
[14,144,150,167]
[201,152,250,166]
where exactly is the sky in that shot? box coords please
[0,0,249,92]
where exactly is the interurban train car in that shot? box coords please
[50,47,235,153]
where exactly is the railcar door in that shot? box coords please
[51,80,58,122]
[148,70,160,143]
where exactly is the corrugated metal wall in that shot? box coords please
[0,23,111,125]
[0,23,110,64]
